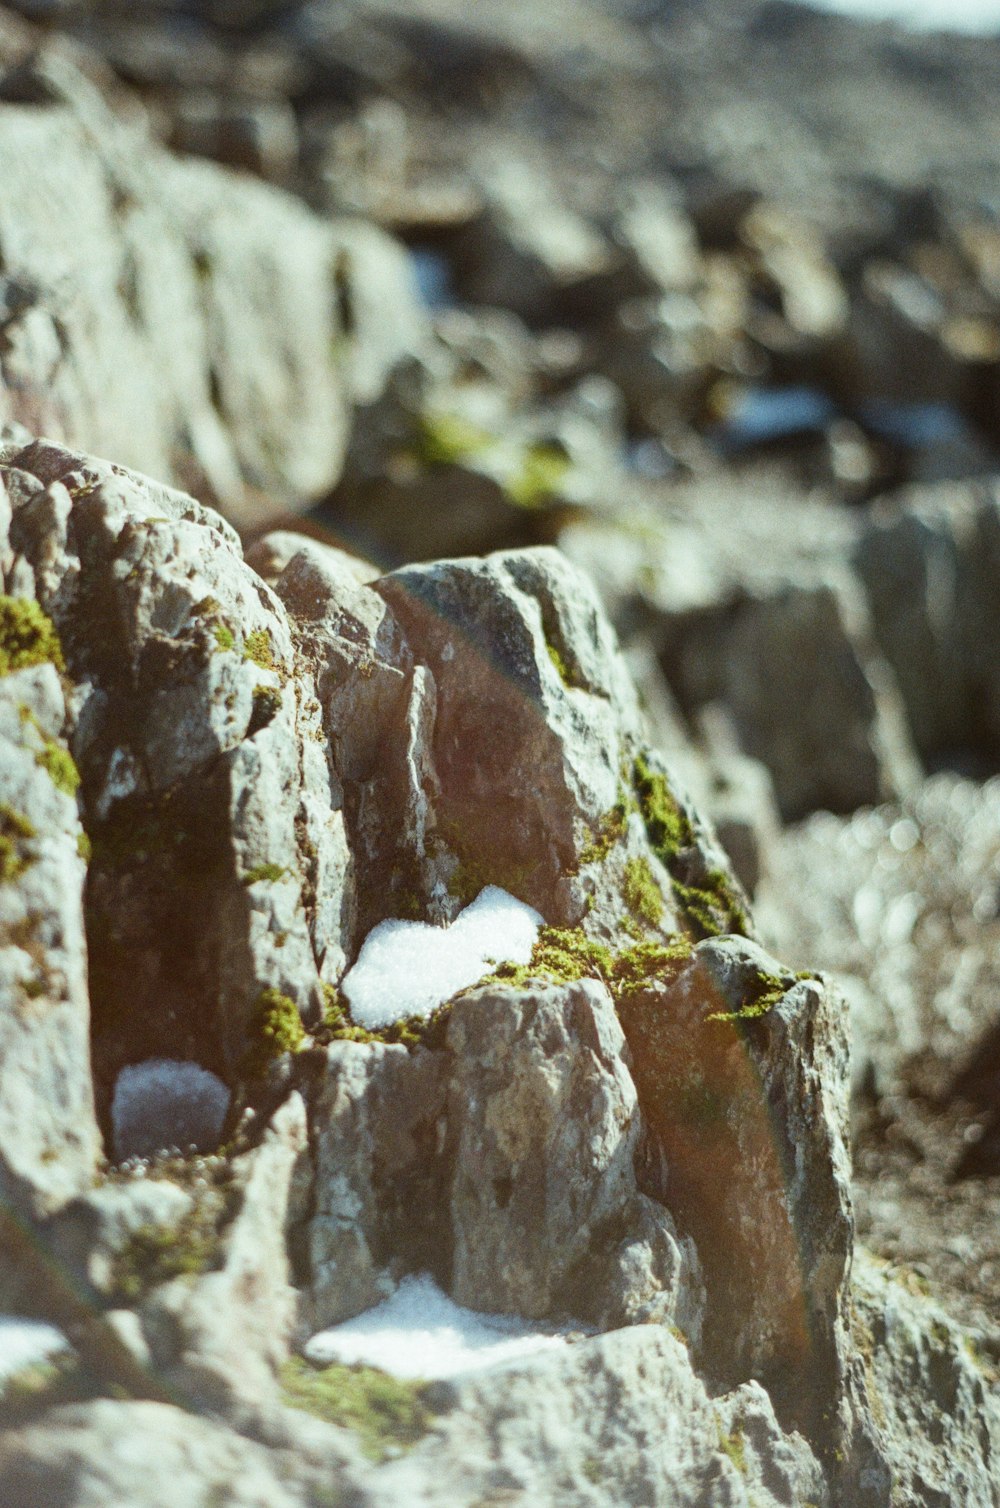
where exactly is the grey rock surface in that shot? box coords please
[446,978,703,1335]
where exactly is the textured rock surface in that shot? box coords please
[0,36,423,528]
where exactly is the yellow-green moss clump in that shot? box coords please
[318,983,451,1051]
[242,863,288,886]
[705,964,792,1023]
[242,988,305,1076]
[0,597,65,677]
[416,411,494,468]
[0,803,36,883]
[671,870,749,942]
[110,1217,218,1303]
[280,1359,431,1462]
[243,629,275,672]
[632,752,692,862]
[213,623,235,652]
[481,927,692,1005]
[622,856,664,926]
[507,443,571,509]
[18,706,81,798]
[579,788,634,867]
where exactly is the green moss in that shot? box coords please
[416,411,494,468]
[445,852,534,911]
[705,967,788,1023]
[76,831,92,862]
[22,977,45,1000]
[611,937,692,999]
[632,753,692,862]
[482,926,615,992]
[242,863,288,886]
[622,856,664,927]
[506,443,571,509]
[0,596,65,676]
[110,1217,218,1303]
[280,1358,431,1462]
[671,869,749,941]
[317,982,451,1051]
[579,788,634,866]
[18,706,81,797]
[243,630,274,672]
[242,988,305,1076]
[547,642,572,686]
[0,803,36,883]
[35,737,81,797]
[213,623,235,653]
[718,1426,747,1476]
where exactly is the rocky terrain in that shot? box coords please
[1,1,1000,1504]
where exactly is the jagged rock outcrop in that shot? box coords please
[0,432,995,1508]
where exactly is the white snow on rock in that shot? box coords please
[0,1319,69,1385]
[304,1274,576,1380]
[111,1058,231,1163]
[342,886,543,1030]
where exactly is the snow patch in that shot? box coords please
[342,885,543,1030]
[0,1318,69,1385]
[111,1058,230,1162]
[305,1274,575,1380]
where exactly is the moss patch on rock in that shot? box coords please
[507,443,571,509]
[632,752,693,863]
[110,1216,219,1303]
[671,870,749,941]
[416,411,494,468]
[242,863,288,886]
[243,629,275,672]
[0,803,37,883]
[280,1358,432,1462]
[18,705,81,797]
[0,596,65,676]
[622,855,664,926]
[241,988,305,1076]
[316,983,452,1051]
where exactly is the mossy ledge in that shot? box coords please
[280,1358,432,1462]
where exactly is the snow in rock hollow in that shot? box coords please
[305,1274,576,1380]
[342,885,543,1030]
[111,1058,231,1162]
[0,1318,69,1386]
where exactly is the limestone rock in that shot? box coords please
[446,978,703,1335]
[0,655,99,1218]
[617,936,854,1440]
[377,547,646,919]
[0,1400,313,1508]
[848,1249,1000,1508]
[306,1041,449,1329]
[353,1326,829,1508]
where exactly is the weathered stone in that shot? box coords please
[446,979,703,1335]
[377,547,646,919]
[617,936,854,1441]
[856,482,1000,766]
[0,438,349,1099]
[356,1327,829,1508]
[0,1400,312,1508]
[139,1094,308,1414]
[847,1249,1000,1508]
[719,575,920,821]
[306,1041,449,1330]
[0,660,99,1218]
